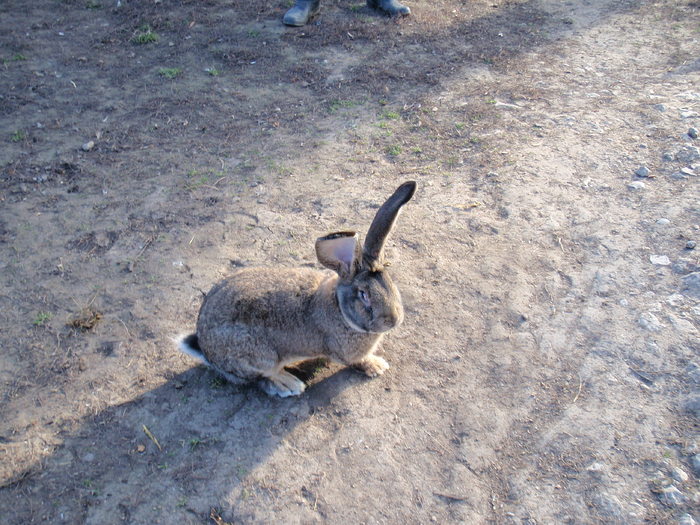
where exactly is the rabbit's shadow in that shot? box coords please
[9,359,365,521]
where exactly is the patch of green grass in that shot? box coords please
[247,29,261,38]
[132,25,159,45]
[266,160,292,176]
[82,479,99,495]
[33,312,52,326]
[444,156,461,169]
[158,67,182,79]
[386,145,402,157]
[2,53,27,64]
[86,0,102,8]
[209,376,226,389]
[329,99,361,112]
[177,498,187,508]
[184,169,224,190]
[454,122,466,130]
[10,130,26,142]
[381,111,400,120]
[204,67,221,76]
[485,98,497,104]
[189,438,202,451]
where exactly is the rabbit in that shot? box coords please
[177,180,416,397]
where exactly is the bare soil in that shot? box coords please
[1,0,699,523]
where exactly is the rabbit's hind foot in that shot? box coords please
[259,369,306,398]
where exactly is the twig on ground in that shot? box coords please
[572,374,583,403]
[142,424,162,451]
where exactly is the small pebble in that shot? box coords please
[658,485,685,507]
[82,140,95,152]
[628,181,646,190]
[677,146,700,163]
[681,111,700,118]
[672,467,689,483]
[656,218,670,225]
[686,395,700,417]
[586,462,605,474]
[679,514,696,525]
[689,128,699,139]
[681,167,696,176]
[635,166,651,177]
[687,241,697,250]
[653,103,666,112]
[683,273,700,298]
[591,492,625,519]
[639,312,663,331]
[650,254,671,266]
[667,293,685,306]
[692,454,700,476]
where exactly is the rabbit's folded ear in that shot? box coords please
[315,231,362,279]
[363,181,416,268]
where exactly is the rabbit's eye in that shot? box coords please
[358,289,371,307]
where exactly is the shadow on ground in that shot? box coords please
[2,360,363,523]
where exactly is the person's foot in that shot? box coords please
[367,0,410,16]
[283,0,321,26]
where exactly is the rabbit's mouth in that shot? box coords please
[370,311,404,333]
[338,300,403,334]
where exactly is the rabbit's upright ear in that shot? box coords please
[315,231,362,280]
[363,181,416,268]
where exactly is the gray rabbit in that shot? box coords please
[178,181,416,397]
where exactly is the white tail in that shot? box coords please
[174,333,247,385]
[174,334,210,366]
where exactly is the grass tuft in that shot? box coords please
[158,67,182,79]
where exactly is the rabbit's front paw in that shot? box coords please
[354,355,389,378]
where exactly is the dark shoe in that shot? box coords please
[283,0,321,26]
[367,0,410,16]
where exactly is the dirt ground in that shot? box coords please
[1,0,699,523]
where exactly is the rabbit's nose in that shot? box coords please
[383,306,403,328]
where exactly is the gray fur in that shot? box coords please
[176,334,248,385]
[178,181,417,397]
[363,181,416,266]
